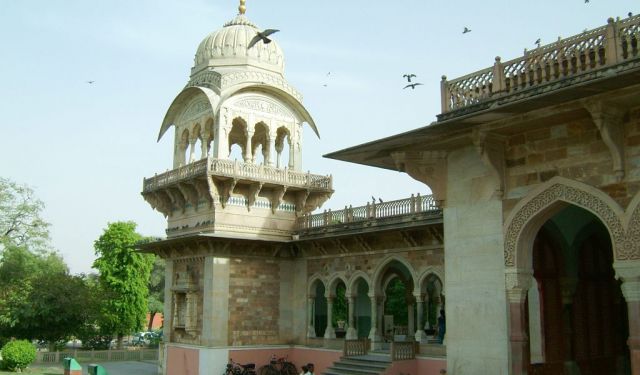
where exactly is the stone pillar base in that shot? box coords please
[307,326,316,338]
[414,329,428,343]
[324,326,336,339]
[346,327,357,340]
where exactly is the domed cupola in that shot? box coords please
[192,4,284,76]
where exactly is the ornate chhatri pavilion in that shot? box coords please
[142,1,640,374]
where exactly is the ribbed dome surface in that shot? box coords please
[194,15,284,74]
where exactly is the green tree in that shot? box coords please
[0,178,50,253]
[384,278,408,326]
[147,257,165,332]
[0,245,69,346]
[93,221,154,347]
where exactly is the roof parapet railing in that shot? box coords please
[440,14,639,114]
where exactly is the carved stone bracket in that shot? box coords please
[295,190,310,216]
[166,188,186,213]
[178,182,200,211]
[303,192,332,215]
[143,190,173,217]
[472,129,506,198]
[583,100,626,181]
[194,179,214,208]
[213,178,237,208]
[391,151,448,206]
[270,186,287,214]
[247,182,263,211]
[400,231,418,248]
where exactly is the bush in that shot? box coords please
[1,340,36,372]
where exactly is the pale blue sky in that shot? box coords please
[0,0,635,274]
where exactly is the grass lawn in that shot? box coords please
[0,366,63,374]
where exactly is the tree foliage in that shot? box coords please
[384,278,408,326]
[0,245,73,345]
[147,256,165,331]
[93,221,154,344]
[0,178,50,253]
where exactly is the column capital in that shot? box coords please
[505,268,533,303]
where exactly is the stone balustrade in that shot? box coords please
[296,193,439,230]
[143,157,332,192]
[441,14,639,114]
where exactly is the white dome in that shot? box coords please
[194,15,285,75]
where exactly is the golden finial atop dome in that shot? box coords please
[239,0,246,14]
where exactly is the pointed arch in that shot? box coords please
[346,271,371,297]
[326,274,348,298]
[307,274,325,297]
[417,267,445,295]
[370,254,417,296]
[503,176,625,269]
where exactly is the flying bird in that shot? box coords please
[463,27,471,34]
[248,29,280,49]
[404,83,423,90]
[86,80,95,84]
[403,74,417,82]
[584,0,589,3]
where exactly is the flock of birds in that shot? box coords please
[86,6,636,88]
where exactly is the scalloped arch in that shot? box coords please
[157,86,220,142]
[503,176,626,269]
[220,83,319,138]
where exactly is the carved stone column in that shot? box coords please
[407,295,415,340]
[368,295,381,345]
[307,296,316,338]
[414,293,427,342]
[324,296,336,339]
[288,139,295,169]
[616,262,640,375]
[346,295,357,339]
[244,130,253,163]
[188,136,197,163]
[506,269,533,375]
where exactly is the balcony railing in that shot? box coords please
[441,14,640,114]
[296,193,439,230]
[143,158,332,192]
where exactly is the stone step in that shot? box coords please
[321,355,391,375]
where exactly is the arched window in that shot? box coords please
[251,122,269,165]
[228,117,248,162]
[275,127,291,169]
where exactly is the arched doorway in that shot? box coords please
[372,257,416,346]
[527,206,630,375]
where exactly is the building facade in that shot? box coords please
[142,3,640,375]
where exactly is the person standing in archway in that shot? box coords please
[437,309,446,344]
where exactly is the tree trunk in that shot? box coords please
[148,312,156,332]
[117,333,124,349]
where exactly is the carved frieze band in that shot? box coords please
[504,182,637,268]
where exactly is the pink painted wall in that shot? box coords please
[417,357,446,375]
[166,346,199,375]
[385,357,446,375]
[229,347,342,375]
